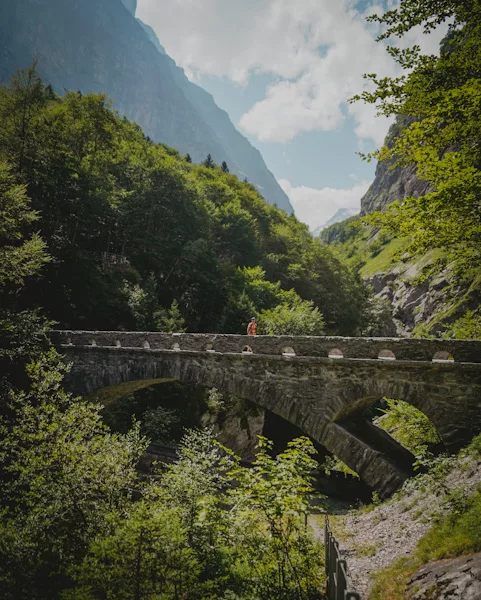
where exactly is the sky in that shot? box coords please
[136,0,446,230]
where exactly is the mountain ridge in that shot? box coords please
[312,207,359,237]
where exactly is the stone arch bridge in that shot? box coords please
[52,330,481,497]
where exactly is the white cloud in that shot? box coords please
[137,0,448,145]
[279,178,371,230]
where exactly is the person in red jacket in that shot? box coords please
[247,317,257,336]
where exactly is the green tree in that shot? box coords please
[0,64,49,174]
[66,504,200,600]
[258,300,325,336]
[229,436,325,599]
[158,299,187,333]
[221,160,229,173]
[0,66,369,336]
[202,153,215,168]
[184,152,192,163]
[141,406,180,442]
[0,161,48,289]
[446,310,481,340]
[126,275,166,331]
[0,160,51,363]
[0,351,147,599]
[375,398,441,458]
[69,430,325,600]
[351,0,481,270]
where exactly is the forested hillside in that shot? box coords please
[0,0,293,212]
[0,67,368,337]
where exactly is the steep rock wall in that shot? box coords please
[120,0,137,16]
[360,118,432,215]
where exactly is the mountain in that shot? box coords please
[0,0,293,213]
[312,207,359,237]
[120,0,137,15]
[360,118,432,215]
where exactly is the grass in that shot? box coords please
[354,543,379,557]
[417,490,481,561]
[359,236,409,277]
[370,557,420,600]
[327,514,349,541]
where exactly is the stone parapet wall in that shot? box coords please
[51,330,481,363]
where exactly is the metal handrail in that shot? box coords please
[325,516,361,600]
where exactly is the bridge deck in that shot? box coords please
[52,330,481,364]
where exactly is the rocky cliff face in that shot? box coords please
[354,119,470,337]
[365,249,465,337]
[360,160,432,215]
[407,553,481,600]
[360,119,432,215]
[0,0,292,213]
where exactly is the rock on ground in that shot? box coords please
[407,552,481,600]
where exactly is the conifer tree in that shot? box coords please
[221,160,229,173]
[159,299,187,333]
[202,153,215,168]
[184,153,192,163]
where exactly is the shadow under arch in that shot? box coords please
[329,394,448,486]
[89,376,375,504]
[262,410,373,503]
[85,378,176,406]
[330,373,472,455]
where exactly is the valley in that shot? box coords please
[0,0,480,599]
